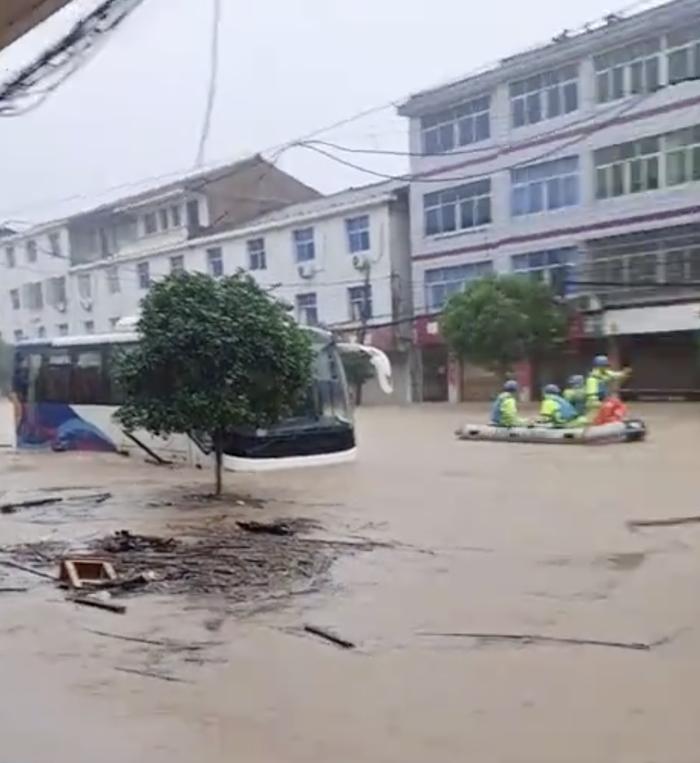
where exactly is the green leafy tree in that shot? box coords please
[116,272,313,495]
[342,352,374,406]
[0,339,13,396]
[440,275,567,378]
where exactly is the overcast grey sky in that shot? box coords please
[0,0,661,224]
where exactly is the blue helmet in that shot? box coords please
[568,374,584,388]
[503,379,518,393]
[544,383,560,395]
[594,354,609,368]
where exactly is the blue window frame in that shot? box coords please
[423,179,491,237]
[424,260,493,310]
[511,247,578,296]
[511,156,579,217]
[247,238,266,270]
[296,292,318,325]
[346,215,370,253]
[293,227,315,263]
[421,95,491,154]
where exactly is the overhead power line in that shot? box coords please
[194,0,222,167]
[0,0,148,116]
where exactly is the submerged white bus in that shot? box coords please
[11,324,392,471]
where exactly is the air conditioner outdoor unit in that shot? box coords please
[352,253,370,271]
[56,301,67,313]
[80,298,93,312]
[297,262,315,279]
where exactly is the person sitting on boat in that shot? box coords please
[538,384,581,427]
[491,380,526,427]
[563,374,586,417]
[585,355,630,420]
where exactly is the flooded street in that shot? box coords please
[1,403,700,763]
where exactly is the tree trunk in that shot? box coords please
[214,430,223,496]
[355,381,363,407]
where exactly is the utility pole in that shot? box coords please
[358,260,371,345]
[351,261,372,407]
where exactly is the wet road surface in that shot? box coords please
[1,403,699,763]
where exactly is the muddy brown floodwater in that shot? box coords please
[1,403,699,763]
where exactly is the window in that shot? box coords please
[14,330,23,343]
[23,282,43,310]
[247,238,266,270]
[48,232,61,257]
[98,227,114,257]
[293,228,315,262]
[170,254,185,274]
[296,293,318,325]
[137,262,150,289]
[47,276,67,307]
[420,95,491,154]
[348,284,372,321]
[73,350,102,404]
[423,179,491,236]
[665,124,700,186]
[10,289,20,310]
[37,326,46,339]
[628,253,658,283]
[667,25,700,85]
[57,323,69,336]
[511,247,578,295]
[84,321,95,334]
[424,261,493,310]
[26,239,37,263]
[43,349,71,401]
[143,212,157,235]
[5,246,15,268]
[594,38,660,103]
[346,215,370,253]
[77,273,92,300]
[186,200,201,229]
[170,205,181,227]
[159,209,170,231]
[594,137,660,198]
[106,266,120,294]
[510,65,578,128]
[206,247,223,277]
[511,156,579,216]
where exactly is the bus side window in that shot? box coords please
[44,350,72,403]
[105,344,135,404]
[73,349,106,405]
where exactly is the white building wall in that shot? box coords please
[403,0,700,314]
[1,225,71,342]
[2,187,411,373]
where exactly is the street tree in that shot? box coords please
[342,351,374,406]
[440,274,567,378]
[115,272,313,495]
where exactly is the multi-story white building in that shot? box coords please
[399,0,700,400]
[2,161,412,403]
[68,182,413,403]
[1,154,319,342]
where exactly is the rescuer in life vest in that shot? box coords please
[491,379,527,427]
[585,355,630,421]
[538,383,583,427]
[563,374,586,417]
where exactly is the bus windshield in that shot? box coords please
[262,337,351,432]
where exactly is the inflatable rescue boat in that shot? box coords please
[456,419,646,444]
[457,397,647,444]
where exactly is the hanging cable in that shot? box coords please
[0,0,148,116]
[194,0,222,167]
